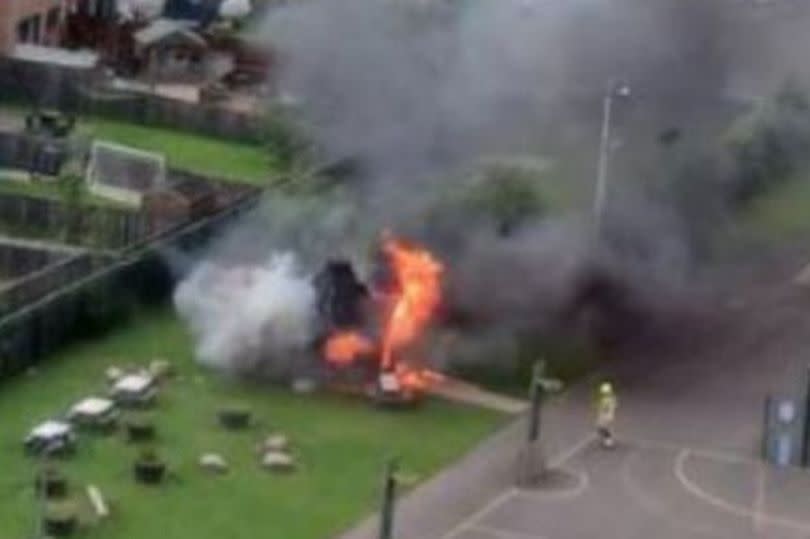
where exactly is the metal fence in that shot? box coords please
[0,58,263,144]
[0,253,101,318]
[0,192,151,249]
[0,191,260,380]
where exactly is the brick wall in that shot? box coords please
[0,0,66,55]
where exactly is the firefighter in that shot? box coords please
[596,382,618,448]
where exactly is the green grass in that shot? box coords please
[0,104,275,186]
[740,175,810,240]
[0,174,134,210]
[0,309,504,539]
[80,119,274,186]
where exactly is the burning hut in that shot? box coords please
[175,233,447,408]
[318,236,445,406]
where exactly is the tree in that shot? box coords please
[727,80,810,204]
[464,161,546,236]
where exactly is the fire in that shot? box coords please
[394,364,446,391]
[324,331,374,366]
[321,234,445,397]
[380,236,444,371]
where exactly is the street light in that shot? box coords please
[593,80,631,233]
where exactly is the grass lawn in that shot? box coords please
[0,308,504,539]
[80,119,274,186]
[740,176,810,241]
[0,104,274,186]
[0,174,134,210]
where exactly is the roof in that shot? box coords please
[163,0,223,26]
[134,18,206,47]
[11,45,98,69]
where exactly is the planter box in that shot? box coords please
[126,421,156,443]
[43,515,77,537]
[36,472,68,499]
[218,409,251,430]
[134,460,166,485]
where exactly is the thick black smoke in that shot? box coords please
[177,0,796,376]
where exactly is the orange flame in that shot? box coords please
[394,364,446,391]
[324,331,374,366]
[380,236,444,371]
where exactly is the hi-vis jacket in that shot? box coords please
[596,393,618,427]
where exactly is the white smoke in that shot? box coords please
[174,252,317,374]
[220,0,252,19]
[117,0,165,20]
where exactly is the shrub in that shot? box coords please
[261,106,312,172]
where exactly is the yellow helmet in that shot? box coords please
[599,382,613,395]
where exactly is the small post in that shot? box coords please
[802,367,810,466]
[762,395,772,462]
[527,360,546,444]
[518,360,562,487]
[378,458,399,539]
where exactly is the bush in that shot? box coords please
[261,106,312,172]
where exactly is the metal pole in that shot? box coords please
[802,367,810,466]
[527,361,545,444]
[378,458,399,539]
[593,90,613,233]
[762,395,772,462]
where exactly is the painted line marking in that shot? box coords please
[512,467,589,502]
[753,462,767,533]
[470,524,549,539]
[441,489,519,539]
[631,437,755,465]
[440,434,593,539]
[620,448,724,538]
[675,449,810,534]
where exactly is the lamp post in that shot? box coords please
[593,80,631,233]
[802,366,810,467]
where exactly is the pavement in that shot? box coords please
[428,377,529,415]
[337,249,810,539]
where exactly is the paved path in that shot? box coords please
[337,249,810,539]
[429,378,528,415]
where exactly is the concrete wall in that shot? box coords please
[0,0,66,54]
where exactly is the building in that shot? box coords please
[0,0,68,55]
[63,0,121,53]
